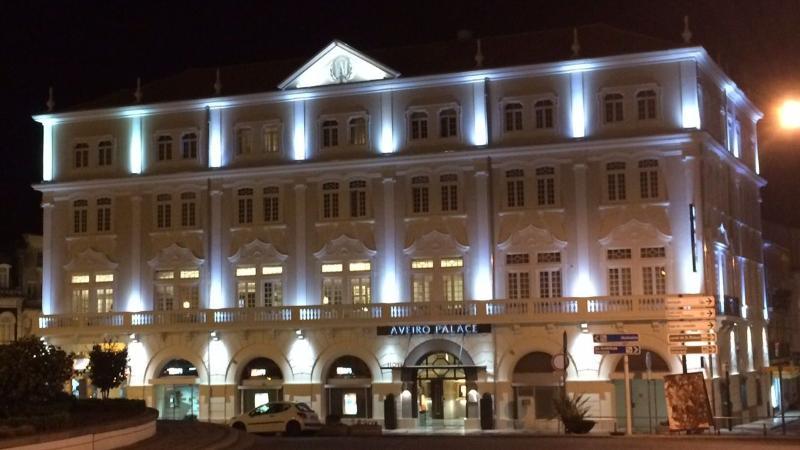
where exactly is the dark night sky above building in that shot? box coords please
[1,0,799,244]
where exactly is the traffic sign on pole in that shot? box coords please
[668,333,716,343]
[593,333,639,343]
[594,345,641,355]
[666,320,716,332]
[669,345,718,355]
[665,308,716,320]
[665,296,715,308]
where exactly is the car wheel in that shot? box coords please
[232,422,246,432]
[285,420,301,437]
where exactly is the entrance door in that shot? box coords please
[431,378,444,419]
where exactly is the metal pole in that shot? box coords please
[647,369,653,434]
[709,355,717,431]
[682,355,687,374]
[624,354,632,435]
[779,364,786,435]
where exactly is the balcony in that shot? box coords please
[33,295,686,336]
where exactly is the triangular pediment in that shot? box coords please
[279,40,399,90]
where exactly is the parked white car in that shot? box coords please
[230,402,322,435]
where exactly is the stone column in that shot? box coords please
[294,184,308,305]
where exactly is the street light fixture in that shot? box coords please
[778,99,800,130]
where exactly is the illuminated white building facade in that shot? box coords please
[33,27,770,429]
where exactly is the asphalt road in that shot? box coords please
[248,435,800,450]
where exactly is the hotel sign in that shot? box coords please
[377,324,491,336]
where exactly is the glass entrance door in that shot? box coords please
[430,379,444,419]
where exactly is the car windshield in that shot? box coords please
[295,403,314,412]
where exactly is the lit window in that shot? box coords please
[439,109,458,138]
[440,174,458,212]
[535,166,556,206]
[322,182,340,219]
[606,162,627,201]
[181,133,198,159]
[411,259,434,269]
[608,267,632,296]
[322,277,343,304]
[236,267,257,277]
[411,176,430,214]
[96,197,112,232]
[263,187,280,223]
[504,103,523,132]
[349,261,371,272]
[507,272,530,299]
[348,117,367,145]
[638,159,659,199]
[74,143,89,168]
[412,273,432,302]
[157,135,173,161]
[71,274,90,284]
[410,111,428,140]
[156,194,172,229]
[180,270,199,279]
[236,128,253,155]
[237,280,257,308]
[73,199,88,233]
[506,169,525,208]
[642,266,667,295]
[440,258,463,268]
[322,120,339,147]
[264,127,280,153]
[95,273,114,283]
[237,188,254,224]
[603,93,624,123]
[180,192,196,228]
[349,180,367,218]
[262,266,283,275]
[156,270,174,280]
[636,90,657,120]
[322,263,343,273]
[534,99,554,129]
[98,140,113,166]
[539,270,562,298]
[443,273,464,302]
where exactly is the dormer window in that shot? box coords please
[181,133,198,159]
[636,90,657,120]
[157,136,173,161]
[97,141,113,166]
[74,143,89,168]
[410,112,428,140]
[534,99,555,129]
[322,120,339,147]
[504,103,523,132]
[348,117,367,145]
[439,109,458,138]
[603,93,624,123]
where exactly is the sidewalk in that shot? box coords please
[721,410,800,436]
[120,420,254,450]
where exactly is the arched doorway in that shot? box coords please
[154,358,199,420]
[238,357,284,414]
[325,355,372,419]
[415,352,479,424]
[611,350,670,432]
[512,352,560,429]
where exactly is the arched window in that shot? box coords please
[322,182,340,219]
[506,169,525,208]
[160,359,199,377]
[156,194,172,229]
[237,188,254,224]
[97,140,113,166]
[236,128,253,155]
[439,109,458,138]
[606,162,627,201]
[322,120,339,147]
[74,143,89,168]
[182,133,198,159]
[410,112,428,140]
[504,103,523,132]
[535,166,556,206]
[96,197,112,232]
[348,117,367,145]
[534,99,555,129]
[263,126,280,153]
[73,199,88,233]
[411,176,430,214]
[349,180,367,218]
[439,173,459,212]
[613,351,670,372]
[636,90,657,120]
[603,93,624,123]
[638,159,659,199]
[157,135,173,161]
[263,186,280,223]
[180,192,197,228]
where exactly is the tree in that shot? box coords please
[87,340,128,400]
[0,336,74,416]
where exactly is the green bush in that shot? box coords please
[72,398,146,413]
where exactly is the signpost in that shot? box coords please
[669,345,718,355]
[665,308,716,320]
[593,333,639,435]
[668,333,716,343]
[665,296,715,308]
[593,345,642,355]
[593,333,639,343]
[666,320,716,332]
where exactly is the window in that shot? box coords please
[263,127,280,153]
[439,109,458,138]
[506,169,525,208]
[157,135,173,161]
[96,273,114,313]
[641,246,667,295]
[349,180,367,218]
[96,198,112,232]
[534,99,555,129]
[263,187,280,223]
[236,264,283,308]
[71,272,114,313]
[410,112,428,140]
[535,167,556,206]
[636,90,657,120]
[180,192,197,228]
[504,103,523,132]
[412,259,433,303]
[73,199,88,233]
[74,143,89,168]
[410,256,463,302]
[322,182,340,219]
[0,266,9,289]
[732,119,742,157]
[638,159,659,199]
[411,176,430,214]
[156,194,172,229]
[606,162,626,201]
[181,133,198,159]
[442,257,464,302]
[322,261,371,304]
[322,120,339,147]
[506,253,531,300]
[97,140,113,166]
[607,248,632,296]
[237,188,254,224]
[348,117,367,145]
[603,93,624,123]
[154,269,200,310]
[237,128,253,155]
[537,252,562,298]
[440,174,458,212]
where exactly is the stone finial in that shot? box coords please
[682,15,692,44]
[46,86,55,112]
[474,38,484,68]
[214,68,222,95]
[571,28,580,57]
[134,77,142,103]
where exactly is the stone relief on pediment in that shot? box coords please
[314,234,377,260]
[147,243,204,269]
[314,223,375,254]
[228,239,288,265]
[404,229,469,256]
[497,224,567,252]
[497,212,566,248]
[63,247,118,272]
[598,207,671,242]
[404,217,468,250]
[599,218,672,247]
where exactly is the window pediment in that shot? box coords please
[497,224,566,253]
[314,234,376,260]
[403,230,469,257]
[599,219,671,247]
[63,248,118,272]
[228,239,288,265]
[148,243,204,270]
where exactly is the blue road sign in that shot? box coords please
[593,345,641,355]
[593,333,639,343]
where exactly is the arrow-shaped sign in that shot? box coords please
[593,333,639,343]
[594,345,641,355]
[668,333,717,343]
[665,308,716,320]
[666,321,716,332]
[669,345,718,355]
[665,296,715,309]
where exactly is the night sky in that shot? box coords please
[1,0,799,244]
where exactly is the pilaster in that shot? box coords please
[294,184,308,305]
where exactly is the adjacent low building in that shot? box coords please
[32,24,770,430]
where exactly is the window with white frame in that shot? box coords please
[70,272,114,313]
[74,143,89,168]
[733,119,742,157]
[410,256,464,302]
[439,109,458,138]
[156,194,172,229]
[641,246,667,295]
[263,126,280,153]
[603,93,624,123]
[411,258,434,302]
[73,199,88,234]
[636,90,657,120]
[181,133,198,159]
[411,176,430,214]
[97,140,113,166]
[70,273,90,313]
[96,197,112,232]
[322,182,340,219]
[534,99,555,129]
[180,192,197,228]
[506,169,525,208]
[157,135,173,161]
[506,253,531,300]
[607,248,632,296]
[237,128,254,156]
[348,117,367,145]
[349,180,367,218]
[535,166,556,206]
[154,268,200,310]
[537,252,562,298]
[237,188,254,224]
[236,264,283,308]
[441,257,464,302]
[263,186,280,223]
[322,120,339,147]
[504,103,523,132]
[638,159,660,200]
[321,261,371,304]
[410,111,428,140]
[606,162,627,201]
[440,174,459,212]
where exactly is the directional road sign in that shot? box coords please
[665,308,716,320]
[669,345,718,355]
[594,345,641,355]
[666,320,716,332]
[665,296,715,309]
[668,333,717,343]
[593,333,639,343]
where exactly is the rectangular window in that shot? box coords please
[263,187,280,222]
[323,183,340,219]
[236,266,257,277]
[156,270,175,280]
[238,192,254,224]
[608,267,632,296]
[72,288,90,313]
[157,203,171,229]
[95,273,114,283]
[348,261,371,272]
[180,270,200,279]
[322,277,343,304]
[642,266,667,295]
[539,270,562,298]
[262,266,283,275]
[71,274,90,284]
[536,167,556,206]
[263,280,282,307]
[638,160,660,199]
[507,272,530,299]
[237,128,253,155]
[96,287,114,312]
[440,184,458,211]
[322,263,343,273]
[412,274,432,302]
[155,285,174,310]
[181,200,196,227]
[97,203,112,232]
[506,169,525,208]
[349,181,367,218]
[237,281,257,308]
[73,204,88,234]
[440,258,464,268]
[412,259,434,269]
[350,276,371,304]
[264,127,280,153]
[443,274,464,302]
[411,176,430,214]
